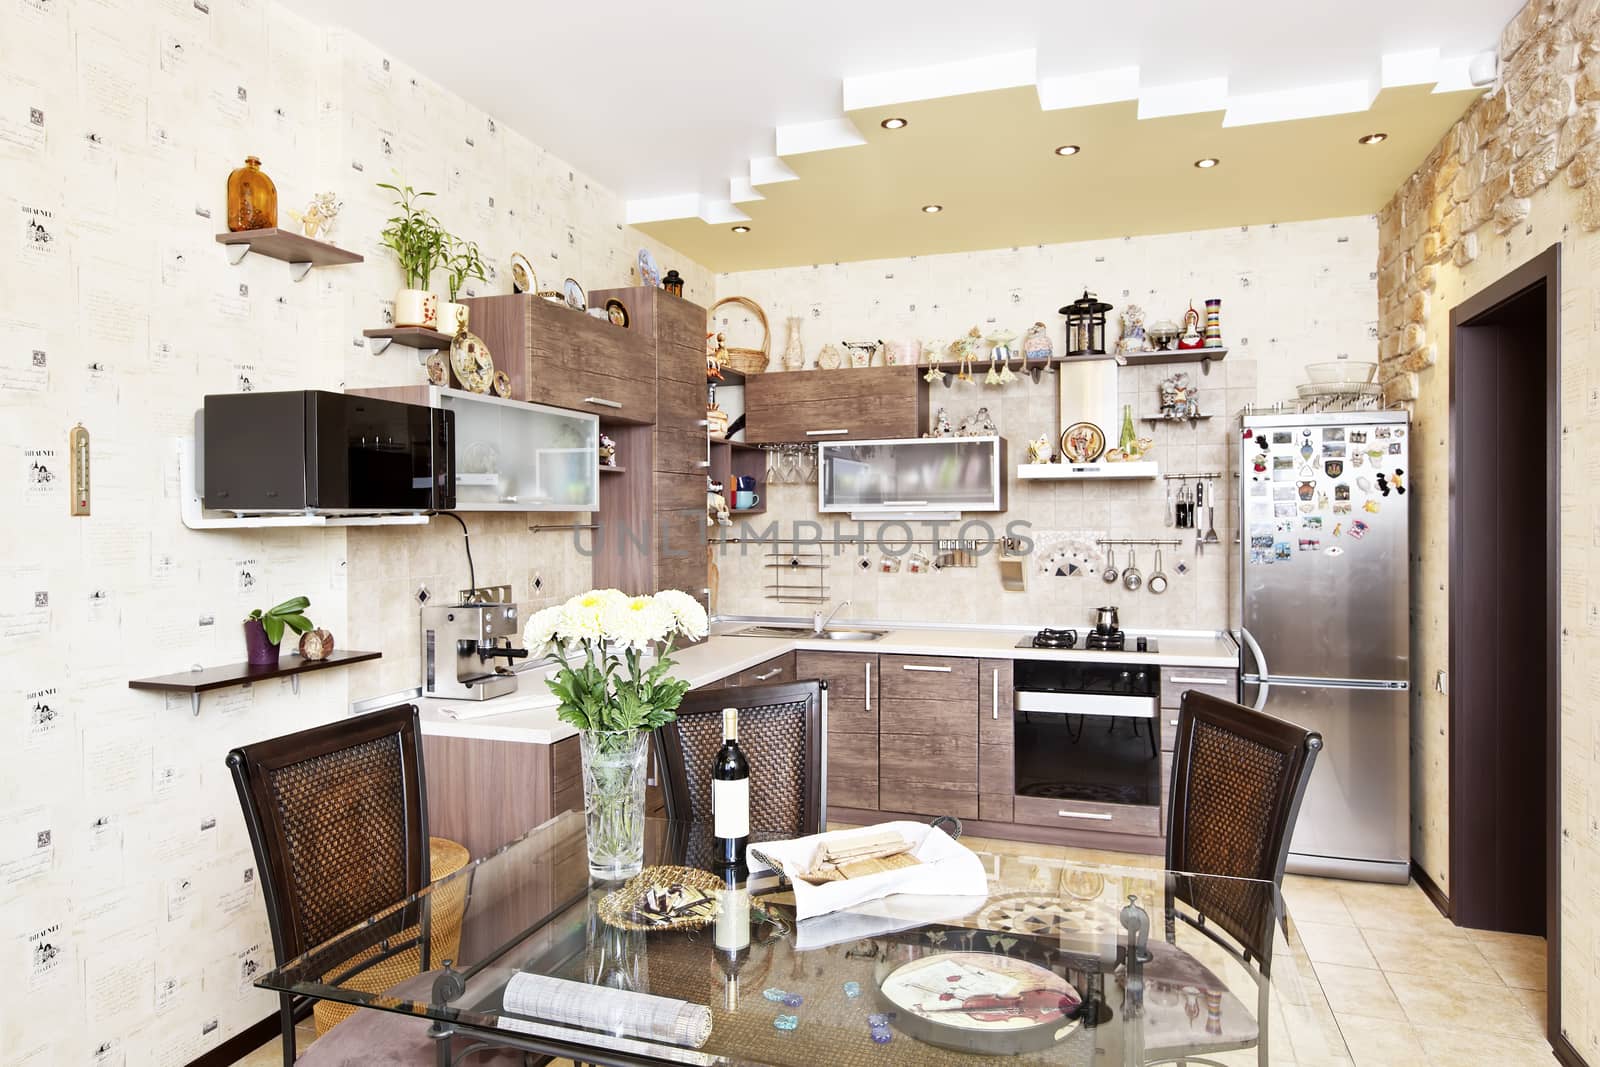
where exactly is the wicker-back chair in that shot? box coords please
[1147,690,1322,1066]
[655,681,825,849]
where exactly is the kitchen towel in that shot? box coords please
[745,820,988,924]
[500,971,712,1049]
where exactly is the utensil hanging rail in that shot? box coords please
[1095,538,1185,547]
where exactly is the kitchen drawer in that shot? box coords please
[736,652,795,688]
[796,651,877,703]
[1159,667,1238,709]
[878,781,978,821]
[978,661,1013,746]
[978,743,1014,795]
[879,654,977,702]
[1012,794,1162,838]
[827,732,878,810]
[879,697,974,737]
[979,794,1014,823]
[880,733,976,783]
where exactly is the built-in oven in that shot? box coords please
[1013,659,1161,808]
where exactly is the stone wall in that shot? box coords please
[1378,0,1600,1059]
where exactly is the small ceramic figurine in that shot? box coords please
[706,331,725,378]
[1116,304,1150,355]
[987,329,1018,384]
[922,340,947,384]
[1177,303,1205,350]
[928,408,954,438]
[706,480,730,527]
[951,327,982,383]
[288,191,342,240]
[1022,322,1053,365]
[1027,435,1052,464]
[958,407,998,437]
[598,433,617,467]
[1160,372,1197,419]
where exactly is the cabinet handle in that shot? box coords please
[1168,675,1226,685]
[992,668,999,720]
[752,667,782,681]
[583,397,622,409]
[805,429,848,436]
[902,664,952,673]
[1057,810,1114,821]
[865,661,871,712]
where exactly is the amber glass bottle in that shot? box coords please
[226,156,277,231]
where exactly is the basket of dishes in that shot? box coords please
[709,296,771,375]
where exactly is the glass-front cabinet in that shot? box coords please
[817,436,1006,516]
[434,387,599,511]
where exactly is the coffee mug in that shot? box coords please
[735,490,759,510]
[735,475,759,492]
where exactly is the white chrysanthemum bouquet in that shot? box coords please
[524,588,709,733]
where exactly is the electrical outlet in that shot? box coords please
[415,584,429,605]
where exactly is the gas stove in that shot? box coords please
[1016,628,1157,653]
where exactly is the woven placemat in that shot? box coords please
[598,865,726,932]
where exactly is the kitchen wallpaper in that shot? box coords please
[0,0,705,1061]
[710,217,1378,635]
[1378,0,1600,1057]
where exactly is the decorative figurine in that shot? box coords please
[1027,435,1052,464]
[707,331,726,378]
[958,407,998,437]
[599,433,617,467]
[928,408,954,438]
[1177,302,1205,349]
[922,339,947,384]
[987,329,1018,384]
[1022,322,1053,365]
[706,480,730,528]
[1116,304,1150,355]
[1160,372,1197,419]
[288,191,342,240]
[951,327,982,383]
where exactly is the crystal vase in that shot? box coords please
[578,728,649,880]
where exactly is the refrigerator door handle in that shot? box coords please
[1240,627,1270,711]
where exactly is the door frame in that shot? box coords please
[1447,241,1560,1038]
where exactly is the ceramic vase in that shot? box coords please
[781,316,805,370]
[395,289,438,329]
[579,728,649,880]
[437,300,468,337]
[243,618,280,666]
[1204,298,1223,348]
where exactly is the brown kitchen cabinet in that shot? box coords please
[421,733,582,859]
[978,660,1014,823]
[796,650,879,812]
[743,365,929,443]
[877,653,979,821]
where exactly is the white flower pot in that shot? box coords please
[394,288,438,329]
[437,300,468,337]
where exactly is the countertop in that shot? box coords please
[414,621,1239,745]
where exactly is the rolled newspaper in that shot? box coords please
[501,972,712,1049]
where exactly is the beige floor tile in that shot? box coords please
[1386,970,1545,1041]
[1473,934,1548,990]
[1283,875,1357,925]
[1509,987,1548,1028]
[1334,1011,1428,1067]
[1313,962,1407,1021]
[1294,919,1379,969]
[1411,1023,1560,1066]
[1335,881,1454,934]
[1360,925,1500,982]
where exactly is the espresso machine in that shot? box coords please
[421,586,528,701]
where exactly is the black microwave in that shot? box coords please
[201,390,454,514]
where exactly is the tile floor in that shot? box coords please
[232,840,1557,1067]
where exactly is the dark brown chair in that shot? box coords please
[1145,690,1322,1066]
[655,680,826,848]
[228,704,524,1066]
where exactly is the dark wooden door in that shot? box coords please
[1449,245,1558,950]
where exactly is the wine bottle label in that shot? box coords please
[713,778,749,840]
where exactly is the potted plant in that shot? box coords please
[243,596,314,666]
[378,179,446,329]
[438,235,487,338]
[524,589,708,879]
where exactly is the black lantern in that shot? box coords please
[1059,289,1112,356]
[662,269,684,297]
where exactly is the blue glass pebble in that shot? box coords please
[868,1013,893,1027]
[870,1025,893,1044]
[843,981,861,999]
[782,993,803,1007]
[774,1014,799,1032]
[762,988,787,1003]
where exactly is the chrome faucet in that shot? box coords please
[812,600,851,634]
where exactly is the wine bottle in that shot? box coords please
[712,707,750,866]
[713,864,750,1012]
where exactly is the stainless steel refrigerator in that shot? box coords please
[1238,410,1411,884]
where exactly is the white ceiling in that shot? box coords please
[298,0,1518,235]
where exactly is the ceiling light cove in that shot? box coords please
[1359,132,1389,145]
[921,204,943,214]
[881,117,909,130]
[1194,157,1220,169]
[1055,144,1081,156]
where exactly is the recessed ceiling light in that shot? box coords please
[1194,157,1220,169]
[1054,144,1081,156]
[731,225,750,233]
[881,117,908,130]
[921,204,943,214]
[1358,132,1389,145]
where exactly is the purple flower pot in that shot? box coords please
[244,618,281,666]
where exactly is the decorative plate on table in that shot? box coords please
[563,277,586,311]
[637,248,660,288]
[509,252,536,294]
[598,865,726,932]
[450,331,495,393]
[877,950,1082,1054]
[605,298,629,327]
[425,350,449,387]
[1060,422,1106,463]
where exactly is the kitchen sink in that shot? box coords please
[731,624,886,642]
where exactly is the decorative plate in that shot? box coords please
[877,951,1082,1055]
[637,247,660,288]
[605,298,629,327]
[450,331,495,394]
[492,370,512,398]
[598,865,726,932]
[425,350,449,387]
[1059,422,1106,463]
[509,252,536,294]
[563,277,586,311]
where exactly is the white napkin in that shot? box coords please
[746,821,988,923]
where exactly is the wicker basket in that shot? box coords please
[710,296,770,374]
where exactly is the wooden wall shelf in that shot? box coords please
[216,228,363,282]
[130,649,381,715]
[1119,347,1228,374]
[363,326,455,356]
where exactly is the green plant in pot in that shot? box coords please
[378,178,446,329]
[437,235,487,338]
[244,596,314,666]
[524,589,708,879]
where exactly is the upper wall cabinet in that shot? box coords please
[463,293,656,425]
[743,366,928,443]
[818,436,1007,517]
[351,386,599,512]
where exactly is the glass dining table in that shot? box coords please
[256,812,1350,1066]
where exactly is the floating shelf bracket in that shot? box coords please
[215,228,362,284]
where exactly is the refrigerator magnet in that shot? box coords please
[1324,428,1345,442]
[1375,426,1392,438]
[1349,430,1367,444]
[1351,453,1365,468]
[1392,470,1406,493]
[1350,520,1370,539]
[1273,431,1292,444]
[1325,546,1345,557]
[1377,473,1391,496]
[1332,522,1343,537]
[1363,499,1381,513]
[1325,460,1344,478]
[1274,542,1293,560]
[1334,483,1351,500]
[1388,442,1402,454]
[1253,454,1268,473]
[1298,538,1321,552]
